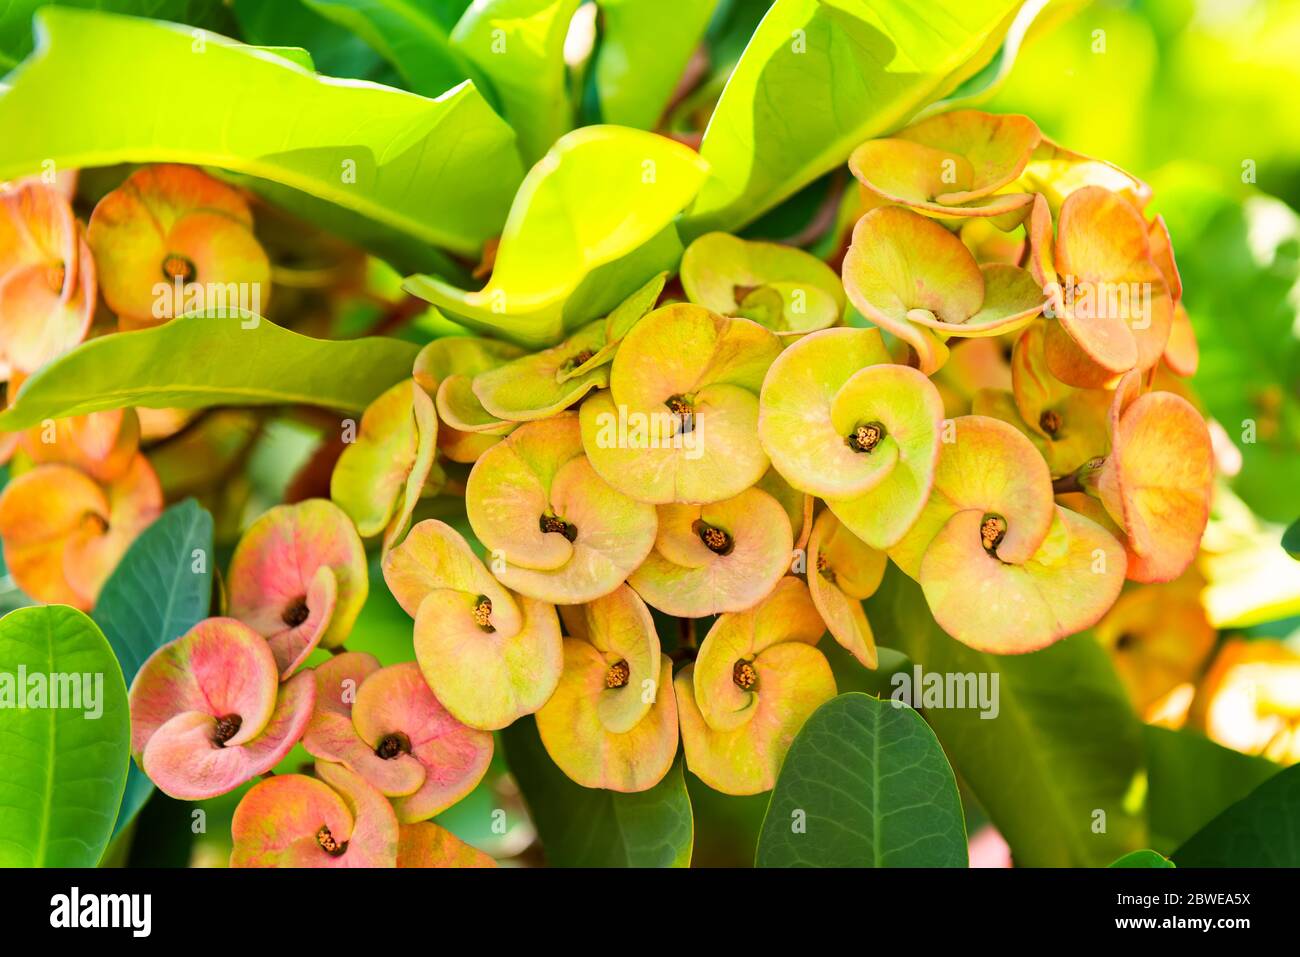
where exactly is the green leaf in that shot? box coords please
[0,314,420,430]
[1283,517,1300,560]
[682,0,1024,238]
[592,0,720,129]
[302,0,484,99]
[1144,725,1284,854]
[0,605,130,866]
[231,0,392,80]
[0,8,523,257]
[500,716,693,867]
[756,692,967,867]
[93,499,215,838]
[871,567,1146,867]
[911,0,1050,118]
[1173,764,1300,867]
[406,125,709,346]
[450,0,582,164]
[1109,849,1175,868]
[0,1,237,71]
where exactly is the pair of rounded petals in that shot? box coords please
[227,499,369,678]
[466,414,657,604]
[676,578,836,795]
[1094,372,1213,583]
[842,205,1047,374]
[537,586,679,791]
[330,377,439,547]
[382,519,562,730]
[890,415,1126,653]
[0,453,162,609]
[231,760,495,868]
[628,485,793,618]
[580,302,783,505]
[129,618,315,800]
[87,164,270,328]
[0,181,95,373]
[758,326,945,550]
[849,110,1042,225]
[972,322,1111,477]
[302,653,492,822]
[680,232,844,335]
[19,408,142,484]
[1027,186,1175,387]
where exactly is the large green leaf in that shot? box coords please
[1173,764,1300,867]
[450,0,581,164]
[93,500,215,838]
[0,7,523,256]
[302,0,483,99]
[592,0,720,129]
[0,1,236,71]
[682,0,1024,238]
[500,717,693,867]
[0,314,419,429]
[1144,725,1283,854]
[406,125,709,346]
[0,605,130,866]
[756,692,967,867]
[872,568,1146,867]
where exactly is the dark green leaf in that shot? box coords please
[0,605,130,866]
[1283,517,1300,560]
[872,567,1146,866]
[93,499,215,838]
[756,692,967,867]
[302,0,484,99]
[1109,849,1175,868]
[501,716,693,867]
[1173,764,1300,867]
[1145,725,1284,854]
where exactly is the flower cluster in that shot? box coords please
[1,109,1223,862]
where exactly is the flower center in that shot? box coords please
[212,713,242,747]
[1114,632,1136,652]
[563,349,595,372]
[733,659,758,691]
[980,514,1007,555]
[665,393,696,434]
[316,825,347,857]
[605,660,630,689]
[472,595,495,632]
[1039,409,1061,437]
[375,732,412,760]
[281,595,310,627]
[816,553,837,584]
[693,519,733,556]
[161,253,196,283]
[539,513,578,541]
[847,421,884,453]
[46,261,66,293]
